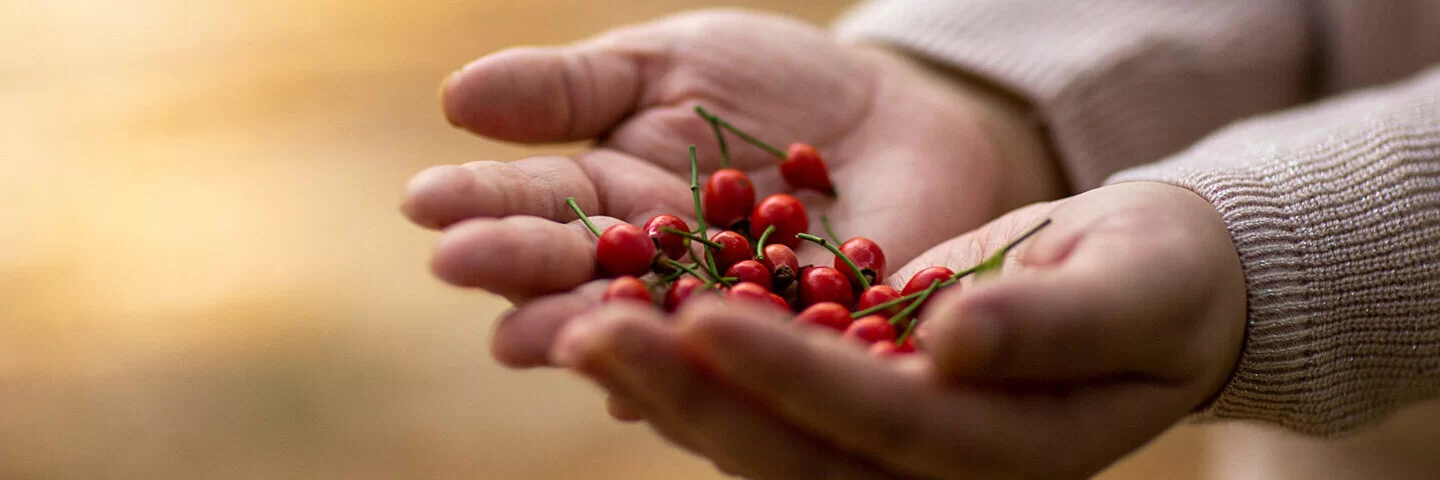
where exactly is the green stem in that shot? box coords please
[660,226,725,249]
[686,145,728,285]
[796,233,871,290]
[754,225,776,261]
[695,105,786,158]
[896,317,920,345]
[666,259,715,288]
[889,279,941,327]
[695,106,731,169]
[820,215,840,242]
[849,218,1054,319]
[566,197,602,237]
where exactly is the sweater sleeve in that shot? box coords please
[1107,65,1440,436]
[831,0,1315,191]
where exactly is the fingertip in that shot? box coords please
[402,164,479,229]
[430,216,596,297]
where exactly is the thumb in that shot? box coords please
[441,31,653,143]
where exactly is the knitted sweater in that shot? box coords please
[834,0,1440,436]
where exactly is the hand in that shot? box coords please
[553,181,1247,479]
[400,10,1066,367]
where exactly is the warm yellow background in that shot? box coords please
[2,1,1203,478]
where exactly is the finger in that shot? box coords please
[605,395,646,422]
[441,30,652,142]
[557,302,906,480]
[402,149,692,231]
[401,156,597,230]
[432,215,622,302]
[490,280,606,368]
[923,221,1204,382]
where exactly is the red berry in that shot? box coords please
[597,224,657,277]
[798,266,853,308]
[780,143,836,195]
[837,237,886,287]
[793,302,852,331]
[709,231,753,273]
[727,282,788,313]
[642,214,691,261]
[664,276,708,312]
[702,169,756,230]
[856,285,903,319]
[869,337,917,357]
[602,276,653,305]
[843,315,896,344]
[750,194,808,248]
[766,292,792,312]
[901,266,955,297]
[760,244,800,290]
[724,260,771,291]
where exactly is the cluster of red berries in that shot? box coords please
[575,106,1050,358]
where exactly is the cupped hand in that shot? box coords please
[554,181,1248,479]
[400,10,1065,367]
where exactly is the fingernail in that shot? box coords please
[551,316,596,367]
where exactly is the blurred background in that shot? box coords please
[1,0,1205,478]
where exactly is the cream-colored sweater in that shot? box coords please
[835,0,1440,436]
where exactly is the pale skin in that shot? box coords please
[402,9,1249,480]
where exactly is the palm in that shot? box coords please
[403,10,1049,367]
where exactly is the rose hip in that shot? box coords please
[843,315,896,344]
[643,215,691,261]
[602,276,653,305]
[596,224,658,277]
[901,266,955,297]
[837,237,886,287]
[793,302,852,331]
[780,143,836,196]
[710,231,753,273]
[766,292,792,312]
[664,276,708,312]
[702,169,755,230]
[856,285,903,318]
[727,282,788,313]
[798,266,853,308]
[870,337,917,357]
[759,244,800,291]
[750,194,808,248]
[724,260,771,291]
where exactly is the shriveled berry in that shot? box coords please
[602,276,653,305]
[664,276,707,312]
[780,143,836,196]
[760,244,800,290]
[856,285,903,318]
[901,266,955,297]
[793,302,852,331]
[724,260,771,291]
[710,231,753,273]
[843,315,896,344]
[837,237,886,288]
[642,215,691,261]
[750,194,808,248]
[597,224,657,277]
[702,169,756,230]
[798,266,853,308]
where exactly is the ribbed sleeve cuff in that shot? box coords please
[833,0,1311,190]
[1108,67,1440,435]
